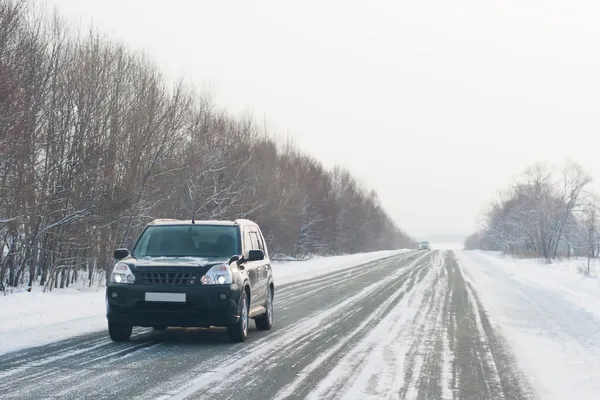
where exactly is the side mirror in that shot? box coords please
[247,249,265,262]
[114,248,129,260]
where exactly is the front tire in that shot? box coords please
[109,322,132,342]
[255,286,273,331]
[227,292,249,343]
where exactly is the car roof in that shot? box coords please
[146,219,258,228]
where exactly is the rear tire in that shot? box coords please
[227,292,249,343]
[255,287,273,331]
[109,322,132,342]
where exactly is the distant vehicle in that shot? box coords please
[105,218,274,343]
[418,241,431,250]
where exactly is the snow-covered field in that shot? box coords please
[0,249,408,356]
[457,250,600,400]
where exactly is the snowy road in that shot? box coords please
[1,250,532,400]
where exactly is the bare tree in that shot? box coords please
[0,0,417,291]
[465,161,595,261]
[582,194,600,272]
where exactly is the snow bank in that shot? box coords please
[0,286,107,356]
[456,250,600,400]
[0,249,410,355]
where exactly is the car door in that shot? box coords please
[242,227,261,308]
[250,229,269,304]
[248,229,266,307]
[254,227,271,288]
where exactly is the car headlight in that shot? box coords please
[201,263,232,285]
[110,262,135,284]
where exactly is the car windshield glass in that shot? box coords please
[132,225,240,258]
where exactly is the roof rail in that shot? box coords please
[150,218,180,224]
[234,218,256,225]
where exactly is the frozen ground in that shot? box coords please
[456,250,600,400]
[271,249,409,285]
[0,249,408,355]
[1,250,532,399]
[4,249,599,399]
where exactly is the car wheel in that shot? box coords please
[227,291,249,343]
[255,286,273,331]
[109,322,132,342]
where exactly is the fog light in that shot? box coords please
[111,292,118,299]
[219,293,227,300]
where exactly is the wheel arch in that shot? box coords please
[242,280,251,304]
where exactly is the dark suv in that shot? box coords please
[105,219,274,343]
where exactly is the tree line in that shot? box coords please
[464,161,600,265]
[0,0,416,291]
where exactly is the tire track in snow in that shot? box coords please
[298,251,444,400]
[274,252,415,309]
[403,251,529,400]
[399,250,448,400]
[295,250,533,400]
[0,333,164,399]
[0,250,535,399]
[452,254,536,400]
[274,256,434,399]
[440,282,455,400]
[0,251,417,399]
[169,251,433,400]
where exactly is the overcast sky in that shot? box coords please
[42,0,600,240]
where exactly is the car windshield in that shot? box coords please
[132,225,240,258]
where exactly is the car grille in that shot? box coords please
[139,272,196,285]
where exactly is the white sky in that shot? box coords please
[42,0,600,239]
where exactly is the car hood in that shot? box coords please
[122,256,230,270]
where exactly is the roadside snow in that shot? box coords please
[0,249,410,355]
[456,250,600,400]
[0,287,107,356]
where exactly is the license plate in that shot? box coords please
[145,292,186,302]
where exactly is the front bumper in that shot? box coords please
[106,283,243,328]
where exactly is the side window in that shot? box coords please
[250,232,263,251]
[243,228,254,254]
[249,232,260,250]
[255,227,269,257]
